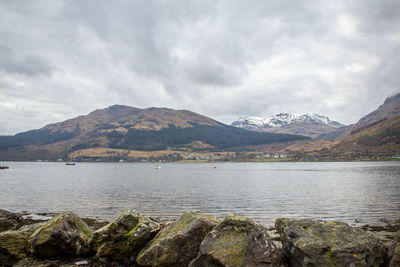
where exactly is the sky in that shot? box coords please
[0,0,400,135]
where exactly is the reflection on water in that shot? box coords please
[0,161,399,225]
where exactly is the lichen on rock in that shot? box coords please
[28,212,93,258]
[0,209,24,232]
[0,208,395,266]
[0,222,45,266]
[276,218,386,267]
[389,235,400,267]
[137,211,220,267]
[189,213,279,267]
[89,210,157,262]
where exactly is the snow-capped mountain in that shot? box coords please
[232,113,343,128]
[231,113,345,138]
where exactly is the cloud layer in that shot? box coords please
[0,0,399,134]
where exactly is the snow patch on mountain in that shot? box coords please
[232,113,344,128]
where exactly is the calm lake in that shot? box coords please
[1,161,399,226]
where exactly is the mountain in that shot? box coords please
[316,92,400,141]
[308,114,400,160]
[337,114,400,150]
[288,94,400,160]
[231,113,345,138]
[0,105,308,160]
[329,94,400,158]
[351,92,400,132]
[255,113,400,161]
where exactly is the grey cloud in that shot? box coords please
[349,0,400,34]
[0,46,56,77]
[0,0,399,134]
[185,57,244,86]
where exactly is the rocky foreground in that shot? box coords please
[0,209,399,266]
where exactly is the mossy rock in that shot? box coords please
[137,211,220,267]
[0,222,45,266]
[390,241,400,267]
[0,209,24,232]
[90,210,141,251]
[90,210,157,262]
[275,218,386,267]
[189,213,279,267]
[28,212,93,258]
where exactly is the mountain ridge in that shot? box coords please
[231,113,345,138]
[0,105,308,161]
[352,92,400,131]
[232,113,344,128]
[315,92,400,141]
[273,93,400,160]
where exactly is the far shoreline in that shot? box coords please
[2,158,400,163]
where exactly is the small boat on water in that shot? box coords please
[155,164,161,169]
[0,165,9,169]
[65,162,76,166]
[210,155,216,168]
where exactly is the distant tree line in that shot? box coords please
[0,122,309,154]
[0,129,77,149]
[106,123,309,151]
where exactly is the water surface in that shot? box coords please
[1,161,399,225]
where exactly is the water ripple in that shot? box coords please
[0,161,400,226]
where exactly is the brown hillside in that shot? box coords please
[43,105,220,134]
[336,114,400,151]
[0,105,308,160]
[351,92,400,132]
[318,92,400,141]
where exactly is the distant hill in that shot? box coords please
[352,92,400,131]
[295,100,400,160]
[317,92,400,141]
[336,114,400,150]
[0,105,308,160]
[232,113,345,138]
[309,114,400,160]
[235,93,400,160]
[334,93,400,152]
[267,114,400,161]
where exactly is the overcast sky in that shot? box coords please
[0,0,399,135]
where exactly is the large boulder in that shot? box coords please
[390,242,400,267]
[276,218,386,267]
[388,231,400,267]
[0,209,24,232]
[28,212,93,258]
[90,210,158,262]
[137,211,220,267]
[189,213,279,267]
[0,222,45,266]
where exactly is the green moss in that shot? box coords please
[31,212,91,245]
[124,216,150,238]
[0,231,28,259]
[136,211,220,265]
[90,210,142,256]
[28,212,93,255]
[322,247,340,266]
[216,213,254,234]
[205,230,248,265]
[91,211,159,260]
[278,219,384,267]
[150,211,218,243]
[198,213,275,266]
